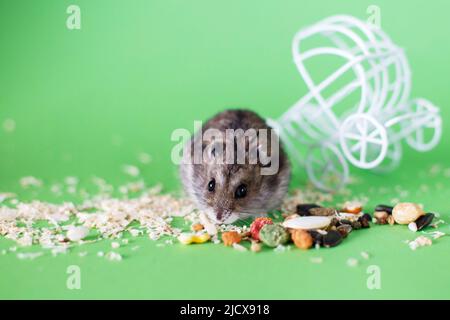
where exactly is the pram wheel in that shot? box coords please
[404,99,442,152]
[372,140,402,173]
[306,142,349,191]
[340,114,388,169]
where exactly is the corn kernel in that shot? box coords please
[177,232,211,245]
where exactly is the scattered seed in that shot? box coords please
[351,221,362,230]
[360,251,370,260]
[387,215,395,225]
[429,231,445,239]
[408,236,432,250]
[122,165,140,177]
[359,217,370,228]
[259,224,289,247]
[310,257,323,264]
[309,207,336,217]
[329,217,339,227]
[19,176,43,188]
[296,203,321,216]
[191,223,204,232]
[282,216,331,230]
[129,229,141,237]
[415,213,435,231]
[250,217,273,241]
[408,222,418,232]
[66,226,90,242]
[178,232,211,245]
[105,251,122,261]
[221,231,241,246]
[3,118,16,133]
[250,241,262,252]
[291,229,313,250]
[346,258,358,267]
[337,224,352,238]
[199,212,218,235]
[308,230,324,246]
[137,152,152,164]
[375,204,393,214]
[392,202,424,225]
[17,252,44,260]
[274,244,288,253]
[342,201,362,214]
[361,213,372,221]
[111,241,120,249]
[323,230,343,248]
[51,246,68,256]
[232,243,247,252]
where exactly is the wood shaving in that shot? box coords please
[346,258,358,267]
[232,243,247,252]
[310,257,323,264]
[2,118,16,133]
[408,236,432,250]
[0,193,16,203]
[111,241,120,249]
[105,251,122,261]
[19,176,43,188]
[0,185,198,255]
[360,251,370,260]
[424,231,446,239]
[199,212,218,235]
[137,152,152,164]
[16,252,44,260]
[274,244,289,253]
[122,165,140,177]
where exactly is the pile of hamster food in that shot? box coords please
[179,201,443,253]
[1,185,445,262]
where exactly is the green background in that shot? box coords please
[0,0,449,299]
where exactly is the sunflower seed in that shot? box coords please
[375,204,393,214]
[296,203,321,216]
[323,230,343,247]
[415,213,435,231]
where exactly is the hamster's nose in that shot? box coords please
[216,209,224,221]
[215,208,231,222]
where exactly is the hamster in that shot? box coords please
[179,109,291,224]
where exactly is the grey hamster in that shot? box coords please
[179,109,291,224]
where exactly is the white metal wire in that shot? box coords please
[269,15,442,191]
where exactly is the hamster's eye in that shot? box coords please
[235,184,247,199]
[207,179,215,192]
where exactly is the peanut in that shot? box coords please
[291,229,313,250]
[392,203,424,225]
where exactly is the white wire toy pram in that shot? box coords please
[267,15,442,191]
